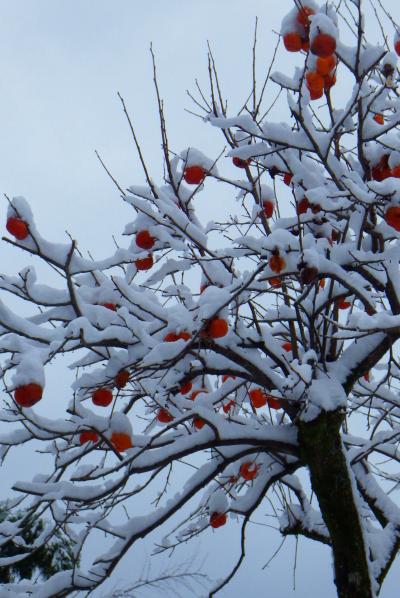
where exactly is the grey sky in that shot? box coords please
[1,1,400,596]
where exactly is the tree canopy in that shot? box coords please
[1,1,400,596]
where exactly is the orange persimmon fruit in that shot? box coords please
[179,381,192,395]
[6,217,29,240]
[205,318,229,339]
[14,383,43,408]
[110,432,132,452]
[262,200,275,218]
[267,396,282,410]
[311,33,336,58]
[210,512,227,528]
[115,370,130,389]
[136,230,155,250]
[183,165,206,185]
[373,114,384,125]
[101,302,117,311]
[336,297,351,310]
[283,172,292,186]
[269,277,282,288]
[79,431,99,445]
[249,388,267,408]
[157,408,174,423]
[283,32,302,52]
[316,55,336,76]
[240,461,258,481]
[306,71,324,92]
[92,388,113,407]
[135,254,153,271]
[232,156,250,168]
[269,254,286,274]
[193,416,206,430]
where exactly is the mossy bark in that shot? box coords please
[298,411,373,598]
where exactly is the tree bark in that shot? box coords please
[298,411,373,598]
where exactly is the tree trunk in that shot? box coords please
[298,411,373,598]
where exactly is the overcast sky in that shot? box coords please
[1,1,400,597]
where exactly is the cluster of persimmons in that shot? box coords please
[283,5,337,98]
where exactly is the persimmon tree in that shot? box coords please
[2,1,400,596]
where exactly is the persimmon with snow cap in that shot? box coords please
[115,369,130,389]
[193,416,206,430]
[101,302,117,311]
[108,412,133,453]
[14,383,43,408]
[157,408,174,423]
[262,200,275,218]
[297,197,310,215]
[269,253,286,274]
[135,254,153,271]
[232,156,250,168]
[240,462,258,481]
[249,388,267,408]
[183,165,206,185]
[311,33,336,58]
[371,154,391,181]
[283,32,302,53]
[110,432,132,453]
[136,230,155,250]
[79,431,99,445]
[201,318,228,339]
[283,172,292,185]
[210,512,227,528]
[6,217,29,240]
[267,396,281,410]
[336,296,351,310]
[179,380,192,395]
